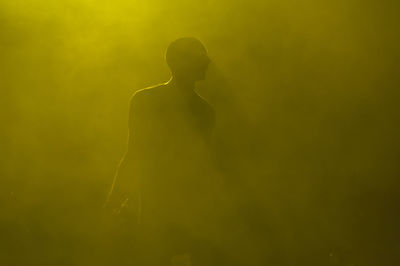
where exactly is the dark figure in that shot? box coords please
[105,38,228,266]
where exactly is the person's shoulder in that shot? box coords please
[130,83,167,106]
[196,93,215,115]
[132,83,167,99]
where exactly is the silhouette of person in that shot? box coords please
[105,37,226,265]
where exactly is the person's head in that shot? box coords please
[165,37,210,82]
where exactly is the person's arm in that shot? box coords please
[104,92,144,223]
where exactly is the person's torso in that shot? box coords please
[133,84,218,227]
